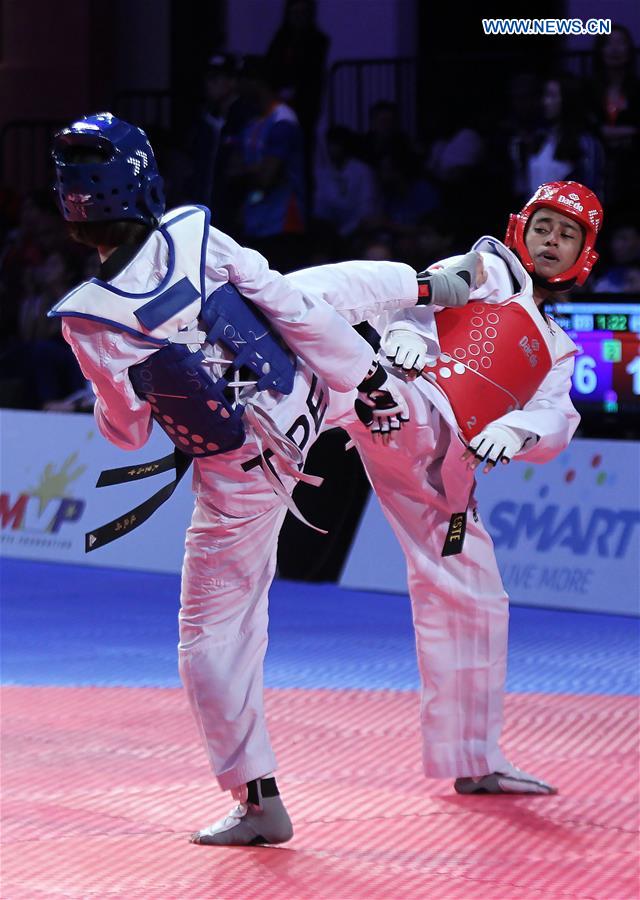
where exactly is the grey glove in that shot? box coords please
[417,251,484,307]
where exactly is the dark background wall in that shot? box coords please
[2,1,638,137]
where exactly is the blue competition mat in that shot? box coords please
[1,558,638,695]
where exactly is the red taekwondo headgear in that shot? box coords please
[505,181,603,290]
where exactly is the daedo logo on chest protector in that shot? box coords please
[518,335,540,367]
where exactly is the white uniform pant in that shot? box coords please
[179,495,287,790]
[345,381,511,778]
[177,372,355,792]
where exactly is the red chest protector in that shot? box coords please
[423,300,555,440]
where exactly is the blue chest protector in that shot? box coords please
[50,206,296,458]
[49,206,298,552]
[129,282,296,457]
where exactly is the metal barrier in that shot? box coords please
[0,96,171,194]
[3,48,638,194]
[327,49,640,137]
[328,58,417,136]
[112,91,172,132]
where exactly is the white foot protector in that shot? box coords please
[454,763,557,795]
[191,778,293,846]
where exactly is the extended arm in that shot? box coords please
[383,251,494,374]
[210,230,413,392]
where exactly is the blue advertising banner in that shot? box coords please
[341,438,640,616]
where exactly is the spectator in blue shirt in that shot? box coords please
[233,55,307,271]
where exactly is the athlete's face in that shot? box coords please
[525,208,584,280]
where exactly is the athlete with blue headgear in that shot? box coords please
[49,112,485,845]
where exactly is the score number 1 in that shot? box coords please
[627,357,640,395]
[574,355,640,395]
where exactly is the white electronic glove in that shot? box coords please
[384,329,431,376]
[355,361,409,442]
[463,423,536,473]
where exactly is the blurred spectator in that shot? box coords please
[361,100,414,167]
[376,147,440,232]
[588,25,640,206]
[424,105,486,238]
[523,75,604,201]
[426,121,485,187]
[1,243,86,409]
[622,265,640,292]
[592,220,640,293]
[0,188,93,408]
[301,220,343,266]
[265,0,329,166]
[314,126,379,237]
[415,219,456,266]
[1,190,65,354]
[19,248,72,342]
[43,383,96,413]
[499,72,543,205]
[184,53,253,232]
[232,55,307,271]
[0,187,21,252]
[361,237,393,261]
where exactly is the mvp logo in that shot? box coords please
[1,453,87,535]
[489,501,640,558]
[1,493,85,533]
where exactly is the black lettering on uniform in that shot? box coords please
[287,415,310,454]
[242,447,284,484]
[242,375,326,477]
[242,447,275,474]
[306,374,327,434]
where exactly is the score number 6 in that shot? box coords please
[574,356,597,394]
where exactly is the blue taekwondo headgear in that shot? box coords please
[52,112,165,226]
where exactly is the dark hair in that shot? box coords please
[238,54,278,90]
[206,52,238,78]
[592,24,636,80]
[370,100,399,118]
[281,0,317,28]
[536,74,591,163]
[326,125,356,154]
[65,220,152,250]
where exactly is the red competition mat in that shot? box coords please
[2,686,638,899]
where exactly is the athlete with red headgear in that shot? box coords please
[316,181,603,795]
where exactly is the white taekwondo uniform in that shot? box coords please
[51,205,419,790]
[291,237,579,779]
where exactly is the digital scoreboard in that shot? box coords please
[544,300,640,422]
